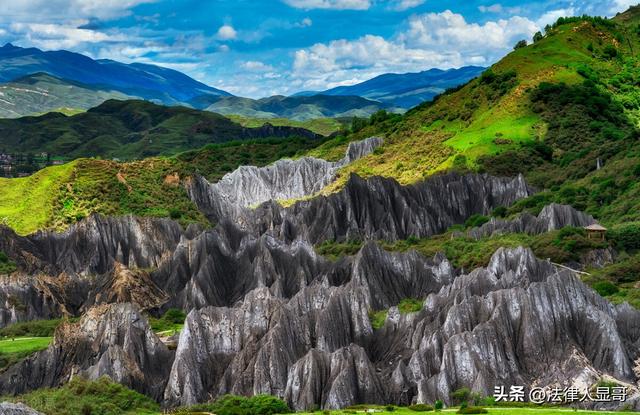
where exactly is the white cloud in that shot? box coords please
[10,21,116,49]
[298,18,313,27]
[282,0,371,10]
[389,0,425,11]
[217,25,237,40]
[291,10,538,91]
[479,4,504,13]
[0,0,155,20]
[240,60,275,72]
[536,8,576,27]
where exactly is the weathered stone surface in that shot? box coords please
[0,402,43,415]
[162,246,640,410]
[467,203,596,239]
[0,215,186,276]
[248,172,532,244]
[187,137,383,222]
[0,303,173,400]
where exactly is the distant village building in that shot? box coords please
[585,223,607,241]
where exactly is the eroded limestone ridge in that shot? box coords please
[187,136,384,222]
[162,246,640,409]
[0,303,173,401]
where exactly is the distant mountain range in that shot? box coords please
[0,43,230,107]
[0,43,482,119]
[0,73,136,118]
[204,95,396,121]
[295,66,485,108]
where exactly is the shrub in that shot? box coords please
[603,45,618,59]
[385,405,396,412]
[491,206,508,218]
[464,215,490,229]
[435,400,444,411]
[593,281,619,296]
[408,403,433,411]
[609,223,640,251]
[450,388,471,405]
[513,40,527,50]
[9,377,159,415]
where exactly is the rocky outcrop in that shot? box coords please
[249,173,532,244]
[84,263,169,311]
[0,403,43,415]
[467,203,596,239]
[188,137,383,223]
[0,215,188,276]
[162,246,640,409]
[0,303,173,400]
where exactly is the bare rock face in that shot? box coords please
[0,215,186,276]
[0,402,43,415]
[468,203,596,239]
[0,303,173,400]
[162,247,640,410]
[187,137,383,222]
[249,172,532,244]
[85,263,169,311]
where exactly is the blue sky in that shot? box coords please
[0,0,635,97]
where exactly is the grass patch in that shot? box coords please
[0,337,52,371]
[0,318,76,338]
[148,308,187,335]
[368,310,388,330]
[398,298,423,314]
[5,376,160,415]
[0,161,76,235]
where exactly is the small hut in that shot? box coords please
[585,223,607,241]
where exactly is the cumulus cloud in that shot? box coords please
[10,21,116,49]
[1,0,155,20]
[389,0,425,11]
[291,10,538,90]
[241,60,275,72]
[282,0,371,10]
[217,25,237,40]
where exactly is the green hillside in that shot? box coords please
[0,137,322,235]
[316,10,640,217]
[0,73,132,119]
[0,99,319,161]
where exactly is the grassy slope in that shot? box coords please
[0,161,76,234]
[311,12,640,193]
[0,137,322,235]
[0,337,52,371]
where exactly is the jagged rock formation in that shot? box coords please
[1,161,635,411]
[187,137,383,221]
[0,303,173,400]
[248,172,532,244]
[0,215,190,276]
[85,263,169,310]
[468,203,596,239]
[0,171,529,325]
[0,402,43,415]
[162,247,640,409]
